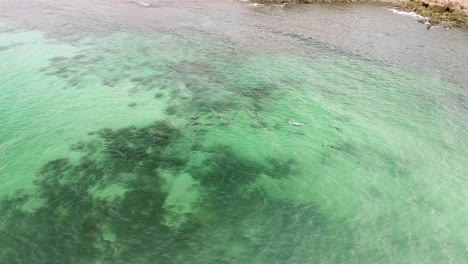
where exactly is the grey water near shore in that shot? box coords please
[1,0,467,263]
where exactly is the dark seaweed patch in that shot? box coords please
[190,146,262,193]
[155,92,164,99]
[0,121,185,263]
[0,119,329,263]
[265,158,299,179]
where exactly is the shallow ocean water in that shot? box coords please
[0,0,467,263]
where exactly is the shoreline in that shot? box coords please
[400,0,468,28]
[252,0,468,28]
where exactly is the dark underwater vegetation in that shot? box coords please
[0,120,327,263]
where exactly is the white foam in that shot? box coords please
[240,0,281,8]
[138,1,150,7]
[249,3,265,7]
[389,9,424,19]
[131,1,151,7]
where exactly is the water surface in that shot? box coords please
[0,0,467,263]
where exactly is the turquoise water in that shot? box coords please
[0,1,467,263]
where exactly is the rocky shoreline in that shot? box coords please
[255,0,394,2]
[400,0,468,27]
[253,0,468,28]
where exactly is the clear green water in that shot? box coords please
[0,1,467,263]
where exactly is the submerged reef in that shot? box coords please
[0,121,326,263]
[0,122,183,263]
